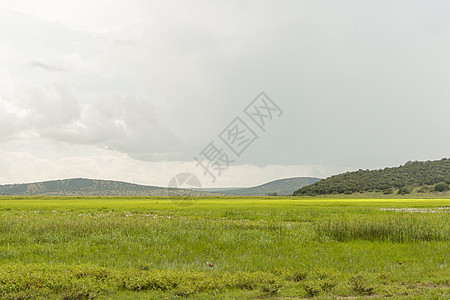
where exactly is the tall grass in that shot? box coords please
[0,197,448,298]
[316,213,449,242]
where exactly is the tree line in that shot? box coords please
[293,158,450,196]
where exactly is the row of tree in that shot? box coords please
[293,158,450,196]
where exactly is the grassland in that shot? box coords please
[0,196,448,299]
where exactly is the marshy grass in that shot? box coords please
[316,213,449,242]
[0,197,448,298]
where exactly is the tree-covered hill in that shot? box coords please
[0,178,218,196]
[217,177,321,196]
[293,158,450,196]
[0,177,321,197]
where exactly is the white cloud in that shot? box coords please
[0,68,180,159]
[0,144,339,187]
[41,94,180,159]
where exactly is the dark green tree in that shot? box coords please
[434,182,449,192]
[383,188,393,194]
[397,186,411,195]
[293,158,450,196]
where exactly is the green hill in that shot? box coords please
[0,178,217,196]
[293,158,450,196]
[0,177,321,197]
[216,177,321,196]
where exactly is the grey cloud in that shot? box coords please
[29,61,67,72]
[1,68,179,159]
[39,94,181,159]
[0,0,449,174]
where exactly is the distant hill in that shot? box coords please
[0,177,321,197]
[214,177,321,196]
[293,158,450,196]
[0,178,217,197]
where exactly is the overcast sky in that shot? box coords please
[0,0,449,187]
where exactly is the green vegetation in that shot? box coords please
[0,196,448,299]
[215,177,321,196]
[0,178,162,196]
[294,158,450,196]
[435,182,449,192]
[0,178,218,197]
[397,186,412,195]
[0,177,320,197]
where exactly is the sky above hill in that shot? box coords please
[0,0,449,187]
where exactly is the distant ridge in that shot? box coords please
[0,177,321,197]
[212,177,321,196]
[0,178,216,196]
[293,158,450,196]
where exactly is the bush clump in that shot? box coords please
[383,188,394,195]
[397,186,411,195]
[434,182,449,192]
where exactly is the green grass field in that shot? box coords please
[0,196,448,299]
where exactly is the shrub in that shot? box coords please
[383,188,393,195]
[418,186,432,193]
[434,182,449,192]
[397,186,411,195]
